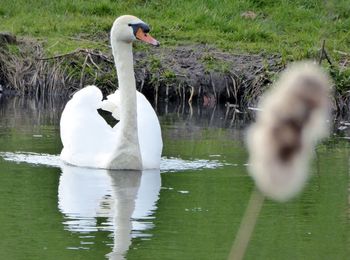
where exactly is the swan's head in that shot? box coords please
[111,15,159,46]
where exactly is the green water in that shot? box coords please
[0,96,349,260]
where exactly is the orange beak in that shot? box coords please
[136,28,160,46]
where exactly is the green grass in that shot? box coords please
[0,0,349,60]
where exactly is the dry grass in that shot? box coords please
[0,36,349,114]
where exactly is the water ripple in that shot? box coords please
[0,152,228,172]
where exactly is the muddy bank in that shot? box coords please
[134,45,283,109]
[0,34,348,113]
[0,34,283,107]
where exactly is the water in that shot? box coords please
[0,96,349,259]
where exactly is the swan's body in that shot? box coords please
[60,15,162,170]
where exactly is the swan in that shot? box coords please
[246,62,331,201]
[60,15,162,170]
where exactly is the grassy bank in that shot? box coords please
[0,0,349,59]
[0,1,349,111]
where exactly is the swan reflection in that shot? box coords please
[58,164,161,259]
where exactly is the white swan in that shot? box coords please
[60,15,162,170]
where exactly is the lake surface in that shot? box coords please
[0,96,349,260]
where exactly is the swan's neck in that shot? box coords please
[109,41,142,169]
[114,42,137,129]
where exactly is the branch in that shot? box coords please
[37,48,114,64]
[319,40,333,66]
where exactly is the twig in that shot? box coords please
[140,79,145,92]
[188,101,193,118]
[333,49,350,56]
[88,54,101,71]
[323,49,333,66]
[188,86,195,104]
[319,40,333,66]
[37,48,114,64]
[229,74,238,102]
[37,49,83,61]
[225,77,231,98]
[209,73,217,99]
[248,107,263,112]
[182,85,186,107]
[79,55,89,88]
[319,40,325,65]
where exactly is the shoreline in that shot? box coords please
[0,34,348,114]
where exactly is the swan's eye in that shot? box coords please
[128,23,150,36]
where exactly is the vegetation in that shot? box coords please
[202,54,230,73]
[0,0,349,57]
[0,0,349,107]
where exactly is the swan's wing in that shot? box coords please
[60,85,117,167]
[60,86,102,146]
[100,90,121,120]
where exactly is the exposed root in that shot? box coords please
[188,86,194,104]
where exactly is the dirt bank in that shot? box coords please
[0,33,348,113]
